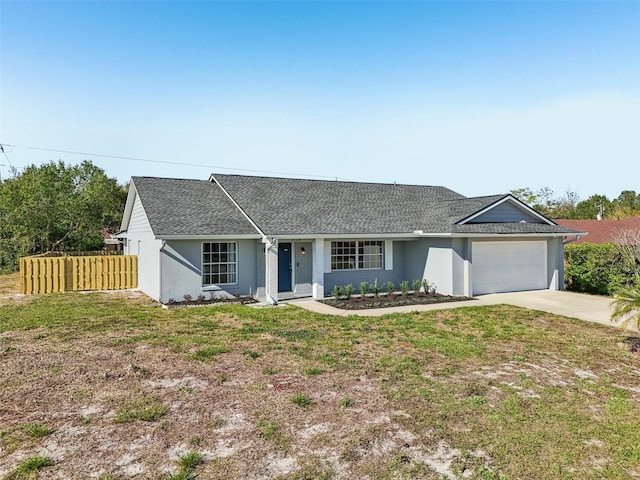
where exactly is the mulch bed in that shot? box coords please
[321,292,473,310]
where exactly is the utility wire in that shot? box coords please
[0,142,349,181]
[0,144,13,168]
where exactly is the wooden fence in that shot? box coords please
[19,254,138,294]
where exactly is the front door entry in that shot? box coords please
[278,243,292,292]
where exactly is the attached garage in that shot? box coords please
[472,241,547,295]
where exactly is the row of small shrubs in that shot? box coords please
[331,279,435,300]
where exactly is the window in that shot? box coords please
[331,240,383,270]
[202,242,237,285]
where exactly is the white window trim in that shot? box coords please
[202,241,239,286]
[330,240,384,271]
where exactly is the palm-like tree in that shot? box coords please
[611,286,640,331]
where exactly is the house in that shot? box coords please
[555,217,640,245]
[102,230,123,252]
[118,174,585,304]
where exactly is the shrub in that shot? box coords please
[400,280,409,296]
[182,294,193,302]
[331,285,343,299]
[371,280,381,298]
[344,284,354,299]
[386,281,395,295]
[422,278,430,294]
[412,279,422,294]
[565,243,629,295]
[359,282,369,298]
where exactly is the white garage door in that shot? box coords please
[472,241,547,295]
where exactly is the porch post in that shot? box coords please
[264,237,279,304]
[312,238,325,299]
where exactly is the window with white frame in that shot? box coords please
[202,242,237,285]
[331,240,383,270]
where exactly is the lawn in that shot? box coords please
[0,287,639,479]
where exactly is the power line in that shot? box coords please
[0,144,13,168]
[0,142,348,181]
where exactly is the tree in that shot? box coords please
[609,190,640,219]
[510,186,557,217]
[0,160,126,272]
[575,194,611,220]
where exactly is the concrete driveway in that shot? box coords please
[291,290,636,331]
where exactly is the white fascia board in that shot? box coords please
[449,232,585,238]
[119,180,138,232]
[157,234,262,240]
[414,232,453,237]
[458,195,554,225]
[268,233,421,240]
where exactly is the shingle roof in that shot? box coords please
[131,177,258,236]
[128,174,583,237]
[211,174,465,235]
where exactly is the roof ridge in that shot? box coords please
[211,172,449,189]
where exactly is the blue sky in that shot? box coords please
[1,1,638,201]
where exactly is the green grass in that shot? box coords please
[4,455,54,479]
[177,451,203,470]
[114,395,168,423]
[291,392,313,409]
[1,289,639,479]
[23,423,54,438]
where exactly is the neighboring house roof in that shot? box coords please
[555,217,640,244]
[121,174,584,238]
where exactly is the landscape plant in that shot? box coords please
[386,281,395,295]
[371,280,381,298]
[610,285,640,330]
[331,285,342,299]
[412,279,422,293]
[344,283,354,299]
[400,280,409,296]
[359,281,368,298]
[564,243,628,295]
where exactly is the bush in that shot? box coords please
[359,282,369,298]
[564,243,630,295]
[344,284,354,299]
[331,285,343,299]
[386,281,395,295]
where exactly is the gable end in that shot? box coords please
[458,195,554,225]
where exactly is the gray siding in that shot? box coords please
[323,241,407,295]
[468,201,544,223]
[125,194,162,301]
[160,239,258,303]
[421,238,455,295]
[293,241,313,295]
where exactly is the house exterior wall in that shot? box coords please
[422,238,455,295]
[124,194,162,301]
[293,241,313,295]
[323,240,407,295]
[159,239,258,303]
[468,202,543,223]
[548,237,564,290]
